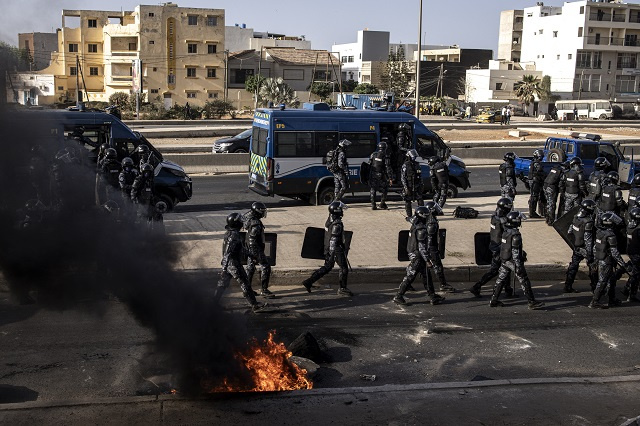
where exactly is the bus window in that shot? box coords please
[339,132,377,158]
[315,132,338,156]
[580,144,598,160]
[416,135,437,158]
[274,132,314,157]
[251,127,268,157]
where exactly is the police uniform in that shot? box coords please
[130,172,155,221]
[101,157,122,202]
[333,148,349,201]
[624,219,640,301]
[564,211,598,292]
[401,158,424,218]
[543,163,563,225]
[590,227,626,308]
[368,146,393,209]
[498,160,517,201]
[597,182,624,218]
[528,159,546,218]
[430,159,450,208]
[244,211,272,297]
[587,170,605,202]
[559,166,587,217]
[628,185,640,210]
[426,214,455,292]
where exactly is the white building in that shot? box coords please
[6,73,55,106]
[502,0,640,101]
[225,24,311,52]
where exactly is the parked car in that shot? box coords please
[475,110,503,123]
[212,129,251,153]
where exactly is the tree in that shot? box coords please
[245,74,266,95]
[455,76,475,104]
[341,80,358,92]
[308,82,333,101]
[202,99,236,119]
[109,92,130,110]
[539,75,554,101]
[514,74,543,112]
[258,77,300,108]
[379,46,412,97]
[354,83,379,94]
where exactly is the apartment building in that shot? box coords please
[225,24,311,52]
[18,32,58,71]
[497,10,525,62]
[502,0,640,101]
[466,60,543,106]
[36,3,224,107]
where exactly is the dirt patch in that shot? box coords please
[434,128,549,142]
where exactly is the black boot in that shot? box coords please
[468,285,482,298]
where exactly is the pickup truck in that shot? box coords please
[514,134,640,186]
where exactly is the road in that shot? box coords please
[176,165,498,213]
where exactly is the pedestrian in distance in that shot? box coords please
[505,106,512,125]
[498,152,517,201]
[401,149,425,220]
[326,139,351,202]
[562,199,598,293]
[243,202,275,299]
[500,106,507,125]
[393,206,446,306]
[214,212,266,312]
[490,211,545,310]
[368,139,394,210]
[302,201,353,296]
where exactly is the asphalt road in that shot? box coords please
[175,165,498,213]
[2,280,640,402]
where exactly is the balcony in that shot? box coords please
[585,36,626,46]
[106,76,132,86]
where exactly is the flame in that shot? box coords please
[211,331,313,392]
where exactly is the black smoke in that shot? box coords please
[0,108,256,395]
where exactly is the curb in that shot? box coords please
[1,374,639,411]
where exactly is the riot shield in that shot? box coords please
[360,162,370,186]
[397,229,446,262]
[552,206,580,250]
[222,232,278,266]
[474,232,492,266]
[301,227,353,260]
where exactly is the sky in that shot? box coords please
[2,0,542,54]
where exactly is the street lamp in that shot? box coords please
[415,0,423,119]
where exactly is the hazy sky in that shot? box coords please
[3,0,541,54]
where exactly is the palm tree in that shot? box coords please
[514,75,543,114]
[258,77,300,108]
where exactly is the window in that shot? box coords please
[186,67,196,77]
[568,54,572,59]
[515,16,523,23]
[207,68,216,78]
[275,132,315,157]
[69,43,78,52]
[347,56,354,62]
[149,40,155,45]
[186,92,197,99]
[495,82,503,90]
[313,70,332,80]
[70,67,77,76]
[153,67,157,72]
[57,86,64,91]
[338,132,377,158]
[557,54,561,60]
[188,43,198,54]
[539,29,544,35]
[188,15,198,25]
[592,51,602,68]
[207,44,217,54]
[553,31,558,38]
[88,19,97,28]
[616,75,636,93]
[578,27,583,37]
[252,127,268,157]
[231,68,254,84]
[617,52,637,69]
[88,43,98,53]
[148,12,155,17]
[512,37,520,44]
[207,16,217,26]
[128,42,136,51]
[580,6,585,14]
[89,67,99,76]
[341,56,347,62]
[208,92,218,99]
[168,75,176,84]
[150,89,159,94]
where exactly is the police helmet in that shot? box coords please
[136,144,150,154]
[378,141,388,151]
[503,152,516,162]
[569,157,582,168]
[121,157,134,168]
[328,201,346,217]
[338,139,352,148]
[155,201,168,215]
[580,199,596,213]
[226,212,244,230]
[424,201,443,215]
[406,149,419,160]
[600,212,618,228]
[632,174,640,187]
[561,161,571,171]
[505,211,522,228]
[606,171,620,185]
[533,149,544,161]
[100,142,109,152]
[105,148,117,159]
[496,197,514,213]
[594,157,610,171]
[399,123,411,131]
[427,156,439,166]
[251,201,267,218]
[629,207,640,223]
[141,163,154,176]
[415,206,430,220]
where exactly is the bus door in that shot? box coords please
[338,126,378,192]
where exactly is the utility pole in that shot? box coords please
[415,0,423,119]
[438,63,445,98]
[223,50,229,105]
[578,70,584,100]
[76,55,82,108]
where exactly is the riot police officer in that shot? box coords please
[587,157,610,202]
[627,174,640,210]
[368,140,393,210]
[528,149,546,219]
[598,171,625,219]
[100,148,122,203]
[131,162,155,222]
[428,156,449,209]
[559,157,588,217]
[425,201,457,293]
[395,123,412,172]
[623,208,640,302]
[244,202,275,299]
[490,211,545,309]
[589,212,626,309]
[543,162,565,225]
[330,139,351,202]
[563,199,598,293]
[401,149,424,220]
[302,201,353,296]
[498,152,517,201]
[469,198,515,298]
[119,157,138,197]
[133,144,157,169]
[214,212,265,312]
[393,206,445,306]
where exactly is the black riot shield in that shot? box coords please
[474,232,492,266]
[301,227,353,260]
[552,206,580,250]
[397,229,446,262]
[360,161,370,186]
[222,232,278,266]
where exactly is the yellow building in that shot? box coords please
[40,3,225,107]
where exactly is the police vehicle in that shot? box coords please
[248,103,470,205]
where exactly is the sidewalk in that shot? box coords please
[166,194,576,285]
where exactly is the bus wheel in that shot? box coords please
[446,184,458,199]
[599,114,608,120]
[317,186,335,205]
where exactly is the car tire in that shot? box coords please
[446,183,458,199]
[157,193,176,212]
[233,148,248,153]
[317,186,335,205]
[548,148,566,162]
[599,114,608,120]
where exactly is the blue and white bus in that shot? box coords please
[248,103,470,205]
